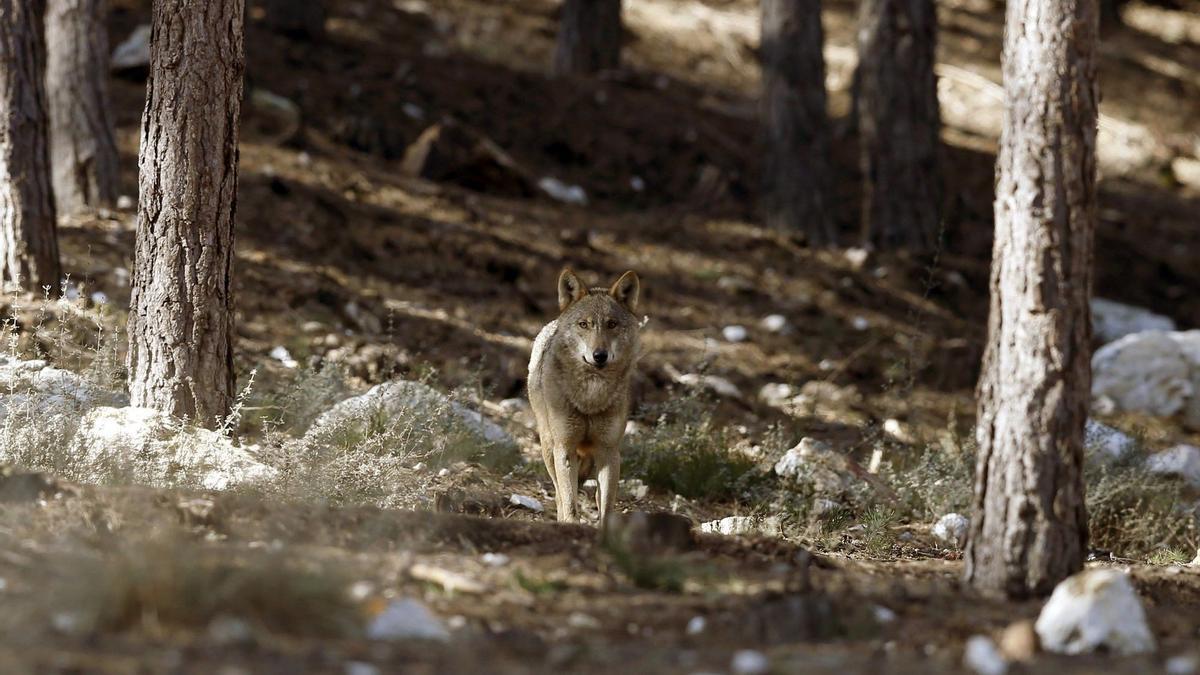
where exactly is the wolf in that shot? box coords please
[528,268,641,525]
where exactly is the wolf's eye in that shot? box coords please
[605,319,618,329]
[578,320,589,329]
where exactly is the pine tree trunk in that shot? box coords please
[45,0,120,215]
[261,0,325,40]
[553,0,621,75]
[0,0,61,292]
[760,0,835,245]
[856,0,941,251]
[127,0,244,427]
[965,0,1098,598]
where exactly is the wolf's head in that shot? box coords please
[554,268,641,373]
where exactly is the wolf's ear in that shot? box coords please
[558,268,587,310]
[609,270,640,313]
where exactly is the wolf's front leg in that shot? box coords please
[552,446,580,523]
[594,445,620,528]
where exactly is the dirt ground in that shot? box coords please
[5,0,1200,672]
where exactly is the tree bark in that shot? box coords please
[554,0,621,75]
[760,0,835,245]
[855,0,941,251]
[127,0,244,427]
[965,0,1098,598]
[45,0,120,215]
[0,0,61,292]
[260,0,325,40]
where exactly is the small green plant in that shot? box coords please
[1146,548,1191,566]
[512,569,569,596]
[861,505,899,556]
[601,537,688,593]
[1086,446,1199,558]
[624,391,764,501]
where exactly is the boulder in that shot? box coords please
[307,380,513,447]
[0,355,126,422]
[1145,444,1200,487]
[932,513,969,548]
[774,438,854,494]
[1035,569,1155,656]
[1083,419,1137,463]
[1091,298,1175,344]
[1091,331,1200,428]
[72,407,277,489]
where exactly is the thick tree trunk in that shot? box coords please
[45,0,120,215]
[0,0,61,292]
[965,0,1098,598]
[260,0,325,40]
[855,0,941,251]
[127,0,244,427]
[760,0,836,245]
[554,0,621,75]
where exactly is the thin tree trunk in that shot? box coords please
[965,0,1098,598]
[554,0,621,75]
[127,0,244,427]
[856,0,941,251]
[45,0,120,215]
[0,0,61,292]
[760,0,835,245]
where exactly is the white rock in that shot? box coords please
[686,615,707,635]
[72,406,278,489]
[873,605,897,623]
[774,437,832,478]
[882,418,914,444]
[111,25,150,71]
[722,325,748,343]
[758,383,794,406]
[699,515,782,537]
[620,478,649,500]
[1084,419,1137,462]
[538,177,588,205]
[1035,569,1155,656]
[731,649,770,675]
[269,345,299,369]
[851,316,870,331]
[481,552,510,567]
[90,291,109,305]
[401,103,424,120]
[345,662,381,675]
[844,247,870,270]
[963,635,1008,675]
[308,380,513,447]
[0,355,126,424]
[509,494,543,512]
[1091,299,1175,344]
[366,599,450,642]
[1166,654,1200,675]
[1146,444,1200,487]
[760,314,788,333]
[675,373,742,399]
[567,612,600,629]
[115,195,134,210]
[630,176,646,192]
[932,513,969,548]
[1091,331,1200,427]
[497,397,528,415]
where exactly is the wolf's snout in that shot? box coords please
[592,349,609,367]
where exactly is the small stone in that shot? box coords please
[675,373,742,399]
[208,616,254,645]
[498,398,528,415]
[269,345,299,369]
[1084,419,1136,462]
[567,612,600,629]
[686,615,707,635]
[851,316,870,331]
[344,662,380,675]
[410,462,426,472]
[998,620,1037,662]
[882,418,914,443]
[963,635,1007,675]
[873,605,897,623]
[437,468,450,477]
[367,599,450,642]
[759,383,794,405]
[1035,568,1155,655]
[116,194,134,210]
[538,177,588,205]
[731,649,769,675]
[90,291,109,305]
[481,552,510,567]
[699,515,782,538]
[844,247,870,270]
[722,325,748,342]
[510,494,543,512]
[630,176,646,192]
[402,103,425,119]
[760,314,788,333]
[932,513,969,548]
[620,478,649,500]
[1166,654,1200,675]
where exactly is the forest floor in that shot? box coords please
[2,0,1200,672]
